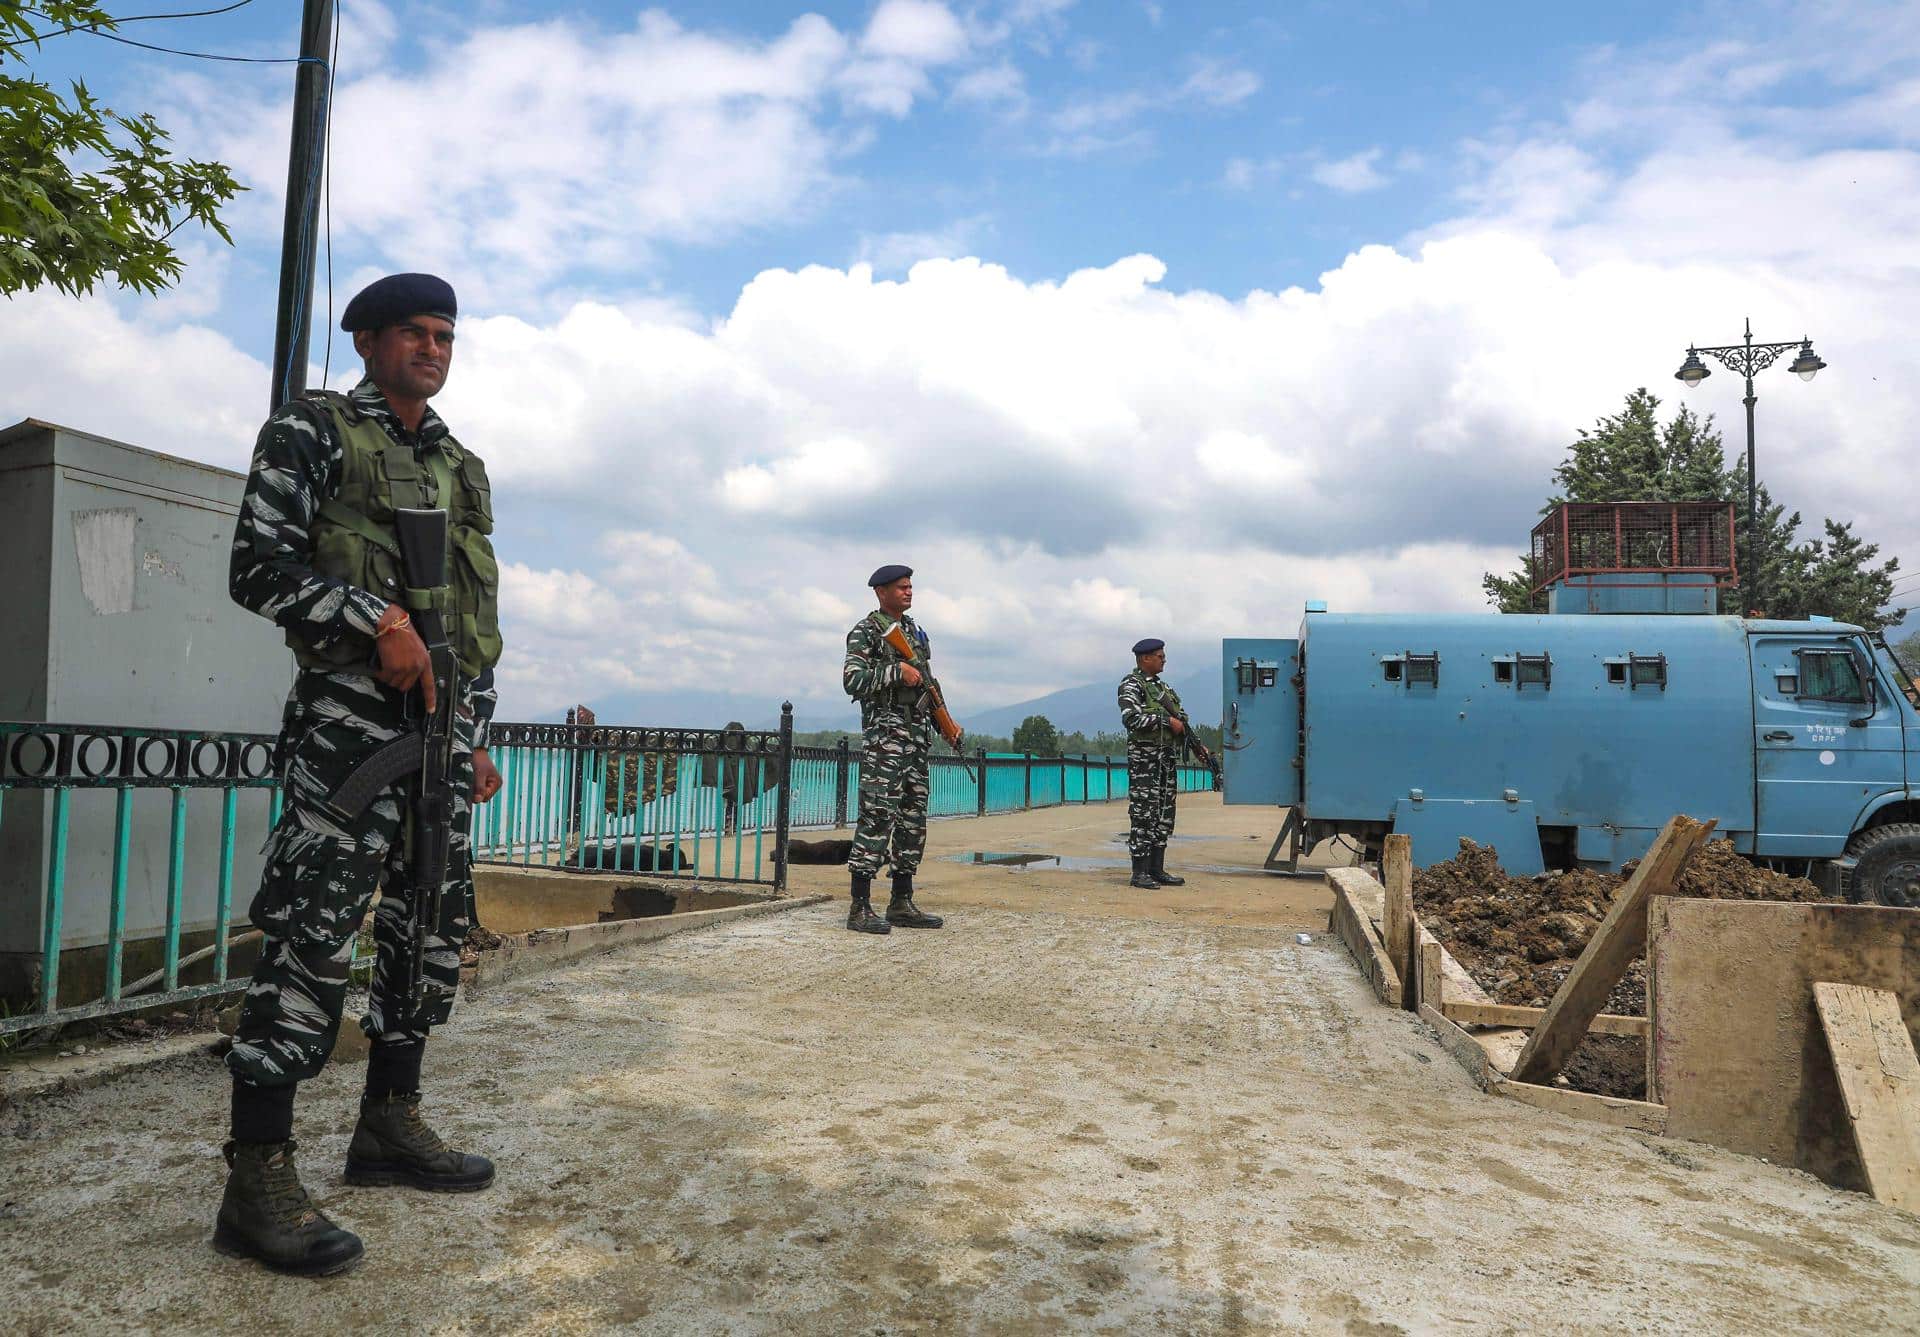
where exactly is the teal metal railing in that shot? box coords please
[2,707,1214,1038]
[785,744,1212,827]
[0,722,283,1037]
[473,709,796,887]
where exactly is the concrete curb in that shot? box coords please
[465,894,832,996]
[0,1030,224,1109]
[0,895,830,1109]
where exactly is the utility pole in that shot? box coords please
[269,0,335,413]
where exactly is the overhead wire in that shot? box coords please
[6,2,311,63]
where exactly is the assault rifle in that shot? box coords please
[1181,731,1221,790]
[879,621,977,783]
[1156,688,1219,787]
[320,507,460,1025]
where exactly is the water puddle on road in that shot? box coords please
[949,850,1263,876]
[947,851,1128,870]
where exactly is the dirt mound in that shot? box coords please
[1412,837,1826,1017]
[1413,837,1829,1100]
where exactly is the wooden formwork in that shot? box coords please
[1325,821,1920,1205]
[1325,860,1664,1133]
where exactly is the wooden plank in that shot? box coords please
[1645,896,1664,1105]
[1416,925,1444,1012]
[1510,814,1713,1086]
[1382,833,1415,1010]
[1651,897,1920,1189]
[1495,1078,1670,1134]
[1437,941,1493,1005]
[1326,878,1400,1008]
[1442,1000,1650,1039]
[1419,1003,1496,1089]
[1813,981,1920,1210]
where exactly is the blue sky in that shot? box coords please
[6,1,1917,725]
[26,1,1702,326]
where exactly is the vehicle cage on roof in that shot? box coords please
[1529,501,1736,595]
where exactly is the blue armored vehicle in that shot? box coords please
[1221,503,1920,905]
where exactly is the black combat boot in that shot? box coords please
[1128,854,1159,890]
[1149,846,1186,887]
[213,1140,364,1277]
[343,1093,495,1192]
[847,875,892,934]
[885,872,944,928]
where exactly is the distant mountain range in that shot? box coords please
[525,670,1224,740]
[964,671,1222,739]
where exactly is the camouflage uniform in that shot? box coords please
[1118,668,1184,858]
[843,611,933,879]
[227,378,497,1087]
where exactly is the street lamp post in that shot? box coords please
[1674,318,1827,616]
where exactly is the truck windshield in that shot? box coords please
[1879,636,1920,710]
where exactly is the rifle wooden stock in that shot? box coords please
[880,622,967,751]
[930,702,963,749]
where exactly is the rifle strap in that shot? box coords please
[315,497,401,555]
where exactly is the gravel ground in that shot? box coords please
[6,886,1920,1334]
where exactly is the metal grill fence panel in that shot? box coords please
[474,709,795,888]
[0,721,284,1037]
[4,707,1211,1037]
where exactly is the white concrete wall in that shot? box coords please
[0,420,291,956]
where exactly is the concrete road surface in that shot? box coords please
[5,796,1919,1333]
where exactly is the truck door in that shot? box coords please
[1751,633,1907,857]
[1222,638,1301,806]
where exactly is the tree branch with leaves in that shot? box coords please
[2,1,242,297]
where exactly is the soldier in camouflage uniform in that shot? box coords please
[1119,638,1188,890]
[842,564,945,934]
[218,274,503,1277]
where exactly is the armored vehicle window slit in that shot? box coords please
[1493,661,1514,683]
[1794,648,1866,703]
[1516,653,1551,690]
[1605,662,1627,685]
[1628,653,1667,690]
[1381,659,1403,683]
[1404,652,1439,687]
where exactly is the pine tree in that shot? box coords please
[1483,389,1905,633]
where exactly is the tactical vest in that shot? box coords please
[868,610,930,710]
[289,391,502,679]
[1127,671,1181,742]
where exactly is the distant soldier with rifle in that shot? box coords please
[1118,638,1211,890]
[218,273,505,1276]
[841,564,965,933]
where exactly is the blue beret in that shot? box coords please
[868,564,913,587]
[341,272,457,332]
[1132,638,1165,655]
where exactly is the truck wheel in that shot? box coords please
[1846,824,1920,908]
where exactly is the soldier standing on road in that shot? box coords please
[1119,638,1189,890]
[842,565,946,934]
[218,273,505,1276]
